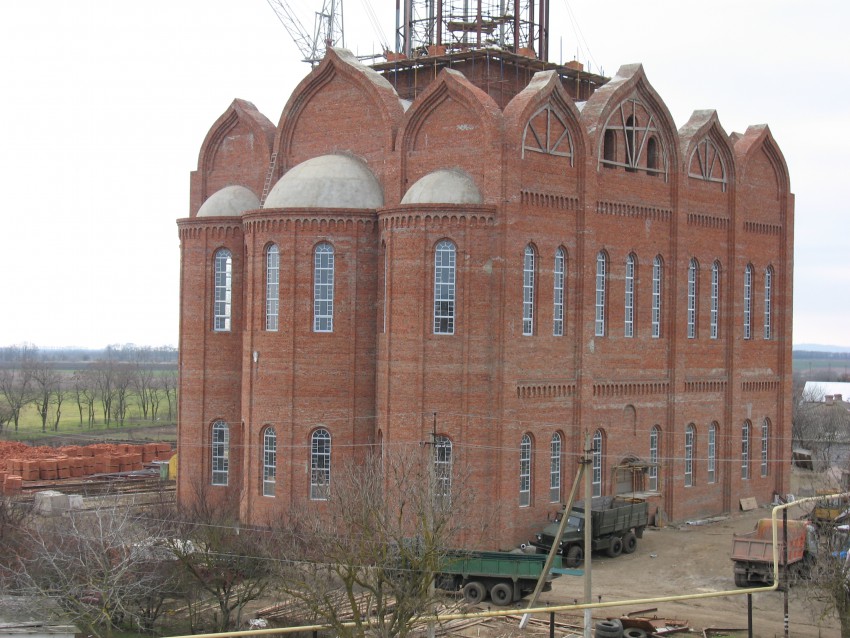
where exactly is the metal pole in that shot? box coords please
[583,432,592,638]
[783,508,789,638]
[747,593,752,638]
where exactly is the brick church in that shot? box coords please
[177,41,793,548]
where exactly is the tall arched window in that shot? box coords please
[522,245,536,336]
[313,243,335,332]
[649,426,660,492]
[434,435,453,506]
[743,265,753,340]
[684,424,695,487]
[592,430,604,497]
[652,256,662,338]
[213,249,232,332]
[311,428,331,500]
[624,254,635,338]
[553,248,566,337]
[764,266,774,340]
[262,427,276,497]
[761,419,770,477]
[211,420,229,486]
[687,258,699,339]
[520,434,532,506]
[710,261,721,339]
[266,244,279,331]
[550,432,562,502]
[708,422,717,484]
[741,421,751,480]
[434,240,456,334]
[595,252,607,337]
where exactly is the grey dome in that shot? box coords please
[197,185,260,217]
[401,169,482,205]
[264,154,384,209]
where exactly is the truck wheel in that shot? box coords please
[490,583,513,606]
[462,581,486,605]
[623,628,647,638]
[734,571,749,587]
[622,532,637,554]
[606,536,624,557]
[595,619,623,638]
[565,545,584,567]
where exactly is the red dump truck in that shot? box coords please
[731,518,817,587]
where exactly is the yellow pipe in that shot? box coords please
[165,493,848,638]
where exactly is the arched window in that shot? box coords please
[550,432,562,502]
[520,434,532,506]
[649,426,660,492]
[684,424,695,487]
[624,116,638,173]
[592,430,604,497]
[764,266,774,340]
[743,265,753,340]
[647,136,658,174]
[708,422,717,484]
[522,245,536,336]
[652,256,663,338]
[761,419,770,477]
[266,244,279,331]
[434,240,456,334]
[687,258,699,339]
[213,249,232,332]
[262,427,276,497]
[741,421,751,480]
[434,435,452,506]
[211,420,229,486]
[710,261,721,339]
[624,254,636,337]
[603,129,617,167]
[311,428,331,500]
[553,248,566,337]
[595,252,607,337]
[313,243,334,332]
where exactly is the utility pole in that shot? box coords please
[583,432,593,638]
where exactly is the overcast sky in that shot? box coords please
[1,0,847,349]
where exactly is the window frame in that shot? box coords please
[592,430,603,497]
[433,240,457,335]
[764,266,773,340]
[553,248,565,337]
[265,244,280,332]
[761,419,769,478]
[741,421,750,480]
[687,258,698,339]
[313,243,335,333]
[434,435,453,506]
[651,256,662,338]
[522,245,536,336]
[708,422,717,484]
[649,426,659,492]
[211,420,229,486]
[520,434,532,507]
[310,428,332,500]
[624,254,635,338]
[595,252,607,337]
[550,432,562,502]
[262,426,276,497]
[213,249,232,332]
[743,265,753,340]
[684,424,695,487]
[710,261,720,339]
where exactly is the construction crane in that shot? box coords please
[266,0,345,65]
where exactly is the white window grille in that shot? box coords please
[624,254,635,337]
[214,249,232,332]
[313,243,334,332]
[311,428,331,500]
[685,425,695,487]
[649,426,659,491]
[553,248,565,337]
[708,423,717,484]
[434,241,456,334]
[652,256,662,338]
[741,421,750,480]
[761,419,769,477]
[211,420,229,486]
[595,253,606,336]
[710,261,720,339]
[687,259,698,339]
[550,432,562,502]
[743,265,753,340]
[520,434,532,506]
[592,430,603,497]
[764,267,773,340]
[263,427,276,497]
[266,244,279,331]
[523,246,535,336]
[434,435,452,506]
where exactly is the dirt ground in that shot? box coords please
[527,470,844,637]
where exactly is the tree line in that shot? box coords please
[0,344,177,433]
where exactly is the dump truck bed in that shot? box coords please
[730,519,808,566]
[440,550,560,580]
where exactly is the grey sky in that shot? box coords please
[1,0,846,348]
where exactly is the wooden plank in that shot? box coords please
[739,497,758,511]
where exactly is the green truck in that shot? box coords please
[436,550,560,606]
[530,496,649,567]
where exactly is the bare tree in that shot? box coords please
[159,481,278,632]
[273,446,476,638]
[112,363,135,426]
[793,384,850,474]
[0,345,36,431]
[5,502,178,638]
[800,522,850,636]
[90,361,116,425]
[30,361,62,433]
[71,370,97,428]
[161,369,177,422]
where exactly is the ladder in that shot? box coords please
[260,152,279,207]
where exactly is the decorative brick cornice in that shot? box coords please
[596,200,672,222]
[243,208,378,234]
[517,382,576,400]
[379,205,496,230]
[592,380,669,397]
[177,217,243,241]
[743,221,782,236]
[521,189,579,210]
[687,212,729,230]
[684,379,727,393]
[742,379,780,393]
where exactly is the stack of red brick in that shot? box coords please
[0,441,174,495]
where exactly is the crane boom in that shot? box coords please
[266,0,345,65]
